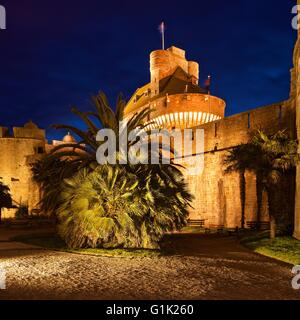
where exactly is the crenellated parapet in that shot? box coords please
[0,121,79,218]
[145,93,224,130]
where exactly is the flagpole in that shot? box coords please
[208,75,211,114]
[159,22,165,50]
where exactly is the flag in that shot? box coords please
[204,75,211,93]
[158,22,165,34]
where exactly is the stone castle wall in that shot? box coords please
[184,99,296,228]
[0,137,44,218]
[0,123,81,219]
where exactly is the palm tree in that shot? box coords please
[0,180,13,224]
[32,92,154,214]
[33,91,193,248]
[225,130,298,238]
[224,144,254,229]
[51,92,153,165]
[225,142,266,228]
[57,165,143,248]
[31,157,82,216]
[57,164,192,249]
[252,130,297,238]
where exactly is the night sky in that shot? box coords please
[0,0,297,140]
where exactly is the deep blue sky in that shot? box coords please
[0,0,297,140]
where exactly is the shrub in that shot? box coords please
[15,205,29,219]
[57,165,192,249]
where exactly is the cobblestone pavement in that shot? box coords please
[0,230,299,300]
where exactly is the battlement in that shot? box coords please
[0,121,46,140]
[191,99,295,154]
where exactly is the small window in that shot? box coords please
[278,105,282,123]
[37,147,44,154]
[247,113,251,129]
[214,123,218,137]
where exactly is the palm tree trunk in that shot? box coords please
[266,185,279,239]
[239,170,246,229]
[256,172,263,228]
[270,215,276,239]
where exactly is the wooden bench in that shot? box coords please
[187,219,205,228]
[205,224,225,233]
[246,221,270,230]
[226,227,239,236]
[5,218,56,229]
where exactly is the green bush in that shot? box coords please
[57,165,192,249]
[15,205,29,219]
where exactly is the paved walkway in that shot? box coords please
[0,229,299,300]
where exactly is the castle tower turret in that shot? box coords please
[150,46,199,96]
[126,45,225,129]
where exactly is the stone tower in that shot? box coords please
[293,0,300,240]
[125,46,226,130]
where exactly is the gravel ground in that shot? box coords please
[0,230,299,300]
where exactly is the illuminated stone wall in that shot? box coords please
[0,124,46,218]
[185,100,295,227]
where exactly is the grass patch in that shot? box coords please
[13,233,161,258]
[242,234,300,265]
[180,226,206,234]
